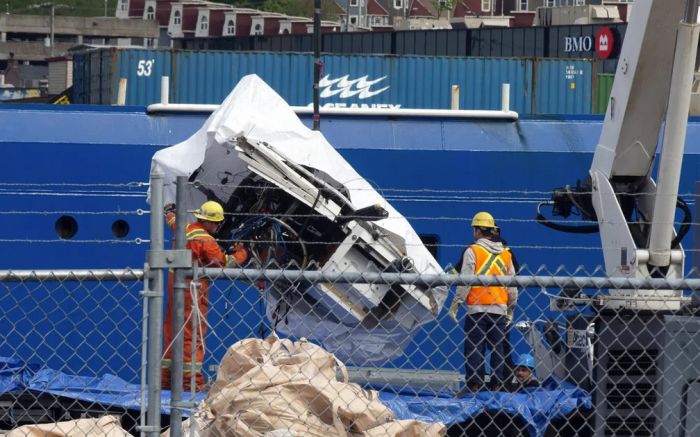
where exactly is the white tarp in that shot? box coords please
[149,75,447,364]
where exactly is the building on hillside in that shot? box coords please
[533,1,626,26]
[120,0,342,42]
[0,13,158,65]
[393,0,451,30]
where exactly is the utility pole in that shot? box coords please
[312,0,321,130]
[104,0,107,17]
[29,3,72,57]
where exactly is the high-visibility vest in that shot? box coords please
[466,244,512,306]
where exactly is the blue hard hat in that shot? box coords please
[514,353,536,369]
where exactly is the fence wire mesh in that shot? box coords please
[2,178,700,437]
[0,270,146,435]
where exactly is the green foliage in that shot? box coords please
[3,0,119,17]
[432,0,456,19]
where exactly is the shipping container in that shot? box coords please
[72,48,171,105]
[469,27,546,58]
[594,73,614,114]
[75,49,539,112]
[171,51,533,111]
[73,48,597,114]
[177,24,622,62]
[534,59,592,114]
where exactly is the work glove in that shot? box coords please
[448,300,460,323]
[163,203,176,214]
[231,242,249,266]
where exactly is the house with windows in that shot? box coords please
[167,2,203,38]
[221,8,260,37]
[122,0,341,40]
[250,13,288,36]
[367,0,392,30]
[393,0,452,30]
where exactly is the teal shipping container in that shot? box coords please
[534,59,593,114]
[73,48,171,106]
[172,51,533,112]
[72,48,593,114]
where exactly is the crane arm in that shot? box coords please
[540,0,700,310]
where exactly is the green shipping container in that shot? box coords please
[594,74,614,114]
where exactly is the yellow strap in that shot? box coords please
[161,359,203,371]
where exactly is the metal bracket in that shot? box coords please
[147,249,192,269]
[139,290,162,298]
[136,426,161,432]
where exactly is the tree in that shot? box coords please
[432,0,456,19]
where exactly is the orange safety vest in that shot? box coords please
[466,244,512,306]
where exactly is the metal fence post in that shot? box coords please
[170,176,188,437]
[146,171,165,437]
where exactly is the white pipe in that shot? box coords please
[501,83,510,113]
[648,22,700,266]
[117,78,127,106]
[147,103,519,120]
[451,85,460,110]
[160,76,169,105]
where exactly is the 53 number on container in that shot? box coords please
[137,59,156,77]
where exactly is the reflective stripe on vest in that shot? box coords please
[186,227,213,241]
[161,358,203,372]
[466,244,512,306]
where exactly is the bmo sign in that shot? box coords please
[563,26,616,59]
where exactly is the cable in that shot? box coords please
[672,197,692,248]
[536,201,600,234]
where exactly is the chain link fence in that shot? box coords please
[1,175,699,437]
[2,265,698,437]
[0,269,147,433]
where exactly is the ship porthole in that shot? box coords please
[112,219,130,239]
[55,216,78,240]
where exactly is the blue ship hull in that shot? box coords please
[2,104,698,381]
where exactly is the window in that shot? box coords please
[481,0,491,13]
[349,15,358,24]
[419,235,439,260]
[519,0,528,11]
[174,10,181,25]
[253,23,262,35]
[200,16,208,31]
[227,19,235,34]
[545,0,555,6]
[574,0,585,5]
[394,0,402,8]
[350,0,358,6]
[146,6,154,20]
[371,16,384,25]
[120,0,128,12]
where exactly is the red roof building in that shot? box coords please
[367,0,390,28]
[250,13,286,36]
[408,0,433,18]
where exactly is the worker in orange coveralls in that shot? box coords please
[161,200,248,391]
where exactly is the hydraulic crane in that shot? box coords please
[539,0,699,311]
[535,2,700,435]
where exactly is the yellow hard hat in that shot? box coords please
[471,211,496,228]
[194,201,225,222]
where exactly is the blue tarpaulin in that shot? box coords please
[379,378,592,437]
[0,357,204,415]
[1,357,591,436]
